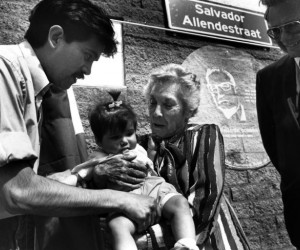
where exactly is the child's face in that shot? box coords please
[100,122,137,154]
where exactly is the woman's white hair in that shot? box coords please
[144,63,201,118]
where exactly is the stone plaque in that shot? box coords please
[183,45,270,169]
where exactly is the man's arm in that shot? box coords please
[0,161,156,230]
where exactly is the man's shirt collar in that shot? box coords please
[18,41,51,97]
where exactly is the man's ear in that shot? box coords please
[48,25,64,48]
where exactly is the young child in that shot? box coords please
[71,95,199,250]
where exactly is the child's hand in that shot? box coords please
[147,135,156,162]
[47,170,77,186]
[122,149,136,158]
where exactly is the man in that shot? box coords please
[256,0,300,248]
[0,0,156,248]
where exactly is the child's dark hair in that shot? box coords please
[89,102,137,142]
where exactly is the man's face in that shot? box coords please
[206,69,239,119]
[46,35,104,90]
[268,0,300,57]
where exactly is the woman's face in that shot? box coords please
[148,83,188,139]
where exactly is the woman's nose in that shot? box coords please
[153,105,163,117]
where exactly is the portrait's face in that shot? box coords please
[206,69,239,119]
[46,34,104,90]
[267,0,300,57]
[99,121,137,155]
[148,83,187,139]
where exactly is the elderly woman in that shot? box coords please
[138,63,250,249]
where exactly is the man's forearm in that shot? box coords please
[0,162,125,217]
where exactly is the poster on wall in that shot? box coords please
[182,45,270,169]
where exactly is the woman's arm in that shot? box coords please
[92,153,148,191]
[184,124,225,235]
[48,150,149,190]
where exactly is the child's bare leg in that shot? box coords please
[162,195,195,240]
[108,215,137,250]
[162,195,198,250]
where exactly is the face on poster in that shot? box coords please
[205,68,246,121]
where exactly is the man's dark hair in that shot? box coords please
[260,0,291,20]
[25,0,117,57]
[89,102,137,142]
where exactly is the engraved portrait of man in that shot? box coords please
[206,68,246,121]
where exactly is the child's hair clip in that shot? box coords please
[107,90,122,110]
[108,100,122,109]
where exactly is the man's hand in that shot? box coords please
[93,153,147,191]
[121,193,159,232]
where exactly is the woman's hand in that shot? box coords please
[93,153,148,191]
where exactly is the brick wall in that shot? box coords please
[0,0,294,249]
